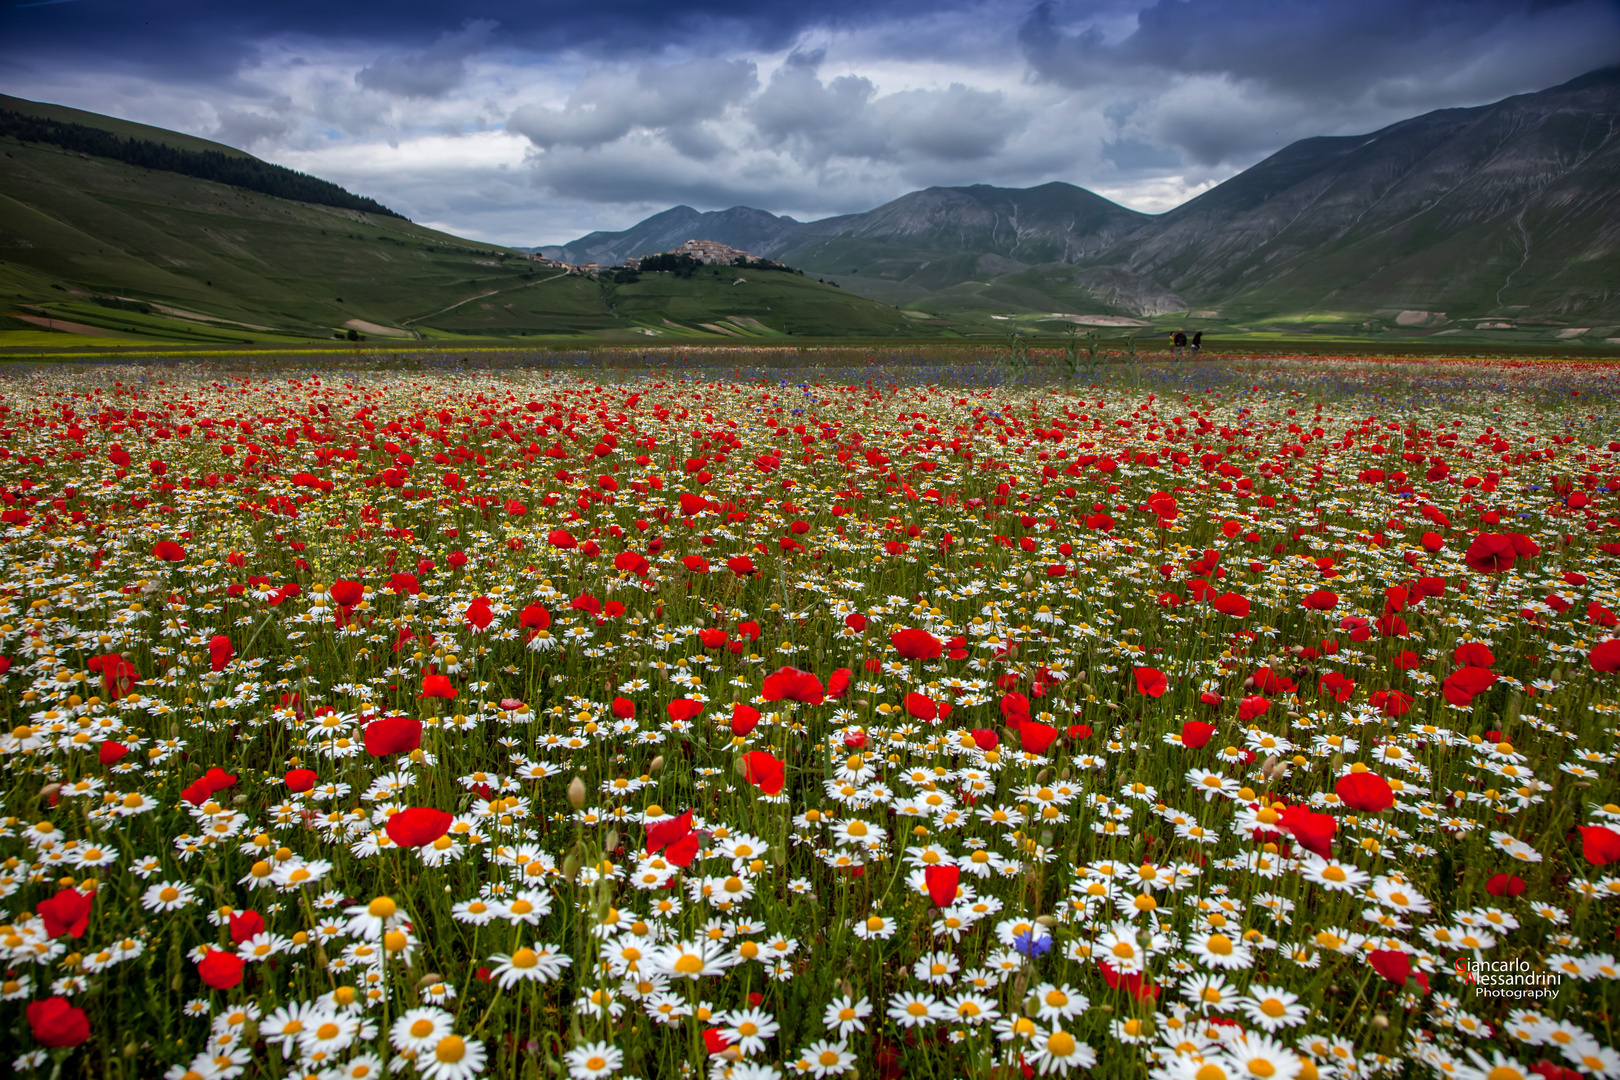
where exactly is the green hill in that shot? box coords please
[0,95,921,347]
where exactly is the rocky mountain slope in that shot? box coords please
[1094,64,1620,322]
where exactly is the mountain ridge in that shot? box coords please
[547,64,1620,323]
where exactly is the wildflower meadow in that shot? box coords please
[2,353,1619,1080]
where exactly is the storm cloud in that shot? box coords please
[1,0,1615,242]
[356,19,499,100]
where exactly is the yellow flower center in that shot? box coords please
[435,1036,465,1064]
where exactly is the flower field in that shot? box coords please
[2,354,1619,1080]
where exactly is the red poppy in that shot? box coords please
[1486,873,1526,897]
[419,673,457,700]
[611,696,636,719]
[667,698,704,722]
[1579,825,1620,866]
[646,809,695,855]
[1251,667,1296,694]
[904,692,938,721]
[1303,590,1339,610]
[519,604,551,630]
[364,715,423,757]
[464,596,493,630]
[386,807,454,847]
[36,887,94,939]
[698,628,729,649]
[742,751,785,796]
[198,949,244,989]
[1133,666,1168,697]
[1464,533,1516,573]
[329,579,363,607]
[614,551,650,577]
[1368,949,1411,985]
[98,740,128,766]
[1453,642,1495,667]
[26,997,90,1047]
[1336,772,1394,812]
[180,766,238,806]
[665,831,702,867]
[1019,721,1058,755]
[1443,666,1496,706]
[1590,639,1620,673]
[726,556,757,575]
[1211,592,1251,618]
[548,529,577,549]
[285,768,317,793]
[1180,720,1216,749]
[971,728,998,751]
[825,668,852,699]
[730,704,761,736]
[229,909,265,945]
[924,864,960,907]
[151,540,186,561]
[761,666,824,704]
[1370,689,1414,717]
[1277,803,1335,858]
[890,628,943,660]
[844,613,867,632]
[1097,961,1159,1002]
[208,634,234,672]
[1318,672,1355,702]
[1237,694,1271,722]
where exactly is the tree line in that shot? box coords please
[0,108,405,219]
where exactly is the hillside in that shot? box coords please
[1091,64,1620,328]
[555,183,1153,309]
[0,95,913,346]
[551,66,1620,341]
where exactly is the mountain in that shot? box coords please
[0,94,917,345]
[552,66,1620,330]
[552,205,805,267]
[778,183,1151,305]
[1094,64,1620,324]
[555,183,1156,308]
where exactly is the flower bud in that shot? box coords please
[567,776,586,809]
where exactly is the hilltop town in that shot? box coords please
[526,238,785,276]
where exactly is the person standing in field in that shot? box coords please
[1173,330,1187,358]
[1191,331,1202,355]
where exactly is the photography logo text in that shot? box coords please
[1454,958,1561,999]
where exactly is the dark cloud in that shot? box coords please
[3,0,1616,240]
[0,0,979,79]
[506,59,760,150]
[355,19,497,99]
[1020,0,1620,165]
[1022,0,1619,95]
[747,50,1023,164]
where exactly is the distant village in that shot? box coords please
[526,238,784,276]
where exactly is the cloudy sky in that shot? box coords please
[3,0,1617,245]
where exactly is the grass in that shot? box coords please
[1,129,944,346]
